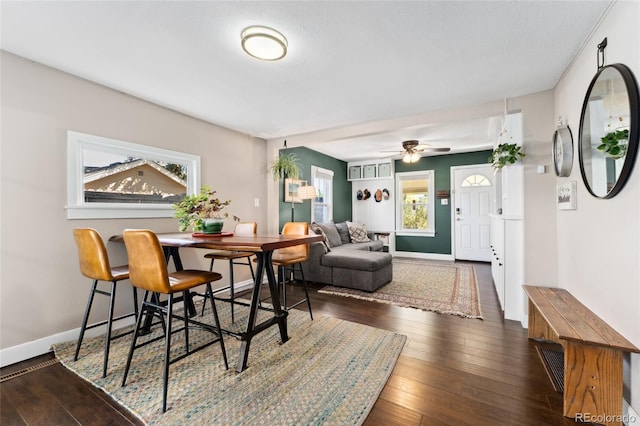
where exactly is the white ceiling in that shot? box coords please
[1,1,610,161]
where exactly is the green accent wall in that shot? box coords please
[277,147,351,230]
[394,150,493,255]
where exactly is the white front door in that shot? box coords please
[453,165,493,261]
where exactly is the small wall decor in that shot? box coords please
[557,181,577,210]
[382,188,390,200]
[284,178,304,203]
[362,189,371,200]
[552,117,573,177]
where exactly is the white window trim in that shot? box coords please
[66,131,201,219]
[395,170,435,237]
[310,165,334,223]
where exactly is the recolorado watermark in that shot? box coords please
[574,412,637,424]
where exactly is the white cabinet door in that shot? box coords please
[490,216,505,309]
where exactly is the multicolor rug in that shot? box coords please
[53,302,406,425]
[319,259,483,319]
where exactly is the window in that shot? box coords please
[395,170,435,236]
[311,166,333,223]
[461,174,491,187]
[67,131,200,219]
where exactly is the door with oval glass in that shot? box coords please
[453,165,493,261]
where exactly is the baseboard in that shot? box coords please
[0,316,136,368]
[393,251,454,261]
[0,279,259,368]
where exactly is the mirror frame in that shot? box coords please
[578,63,640,199]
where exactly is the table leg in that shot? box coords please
[236,251,289,372]
[264,253,288,344]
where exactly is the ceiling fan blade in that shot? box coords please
[379,149,404,153]
[422,147,451,152]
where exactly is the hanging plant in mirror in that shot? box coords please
[597,128,629,159]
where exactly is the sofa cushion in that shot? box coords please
[309,223,331,252]
[315,221,342,247]
[322,250,392,272]
[330,241,383,252]
[346,221,371,243]
[334,221,351,244]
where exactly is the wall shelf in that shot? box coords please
[347,159,393,181]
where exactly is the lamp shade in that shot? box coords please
[402,152,421,163]
[297,185,317,200]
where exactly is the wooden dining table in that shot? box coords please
[110,231,323,372]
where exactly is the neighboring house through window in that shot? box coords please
[311,165,333,223]
[67,131,200,219]
[395,170,435,237]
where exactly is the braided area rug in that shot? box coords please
[53,302,405,425]
[319,259,483,319]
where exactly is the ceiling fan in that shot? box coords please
[382,140,451,163]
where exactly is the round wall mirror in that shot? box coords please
[579,63,639,198]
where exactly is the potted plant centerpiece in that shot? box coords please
[173,185,232,233]
[489,142,525,170]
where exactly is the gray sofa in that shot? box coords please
[295,221,392,291]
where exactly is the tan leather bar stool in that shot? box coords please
[121,229,228,413]
[271,222,313,320]
[202,221,257,322]
[72,228,139,378]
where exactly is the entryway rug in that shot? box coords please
[53,302,406,425]
[319,259,483,319]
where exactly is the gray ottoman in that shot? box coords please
[321,250,392,292]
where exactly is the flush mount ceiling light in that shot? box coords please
[241,25,288,61]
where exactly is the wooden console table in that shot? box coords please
[523,285,639,426]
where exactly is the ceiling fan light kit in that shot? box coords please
[241,25,288,61]
[402,152,421,163]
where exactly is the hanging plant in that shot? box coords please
[597,129,628,159]
[489,143,525,169]
[269,152,301,181]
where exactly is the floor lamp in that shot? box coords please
[292,184,317,222]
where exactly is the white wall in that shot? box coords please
[554,1,640,411]
[351,178,395,232]
[0,52,267,359]
[509,91,559,287]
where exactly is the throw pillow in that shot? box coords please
[334,221,351,244]
[346,221,371,243]
[310,222,331,252]
[316,221,342,247]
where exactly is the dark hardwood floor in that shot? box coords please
[1,261,583,425]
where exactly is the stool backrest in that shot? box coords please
[73,228,114,281]
[235,222,257,236]
[122,229,170,293]
[279,222,310,258]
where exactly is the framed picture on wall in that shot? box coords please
[557,181,577,210]
[284,179,304,203]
